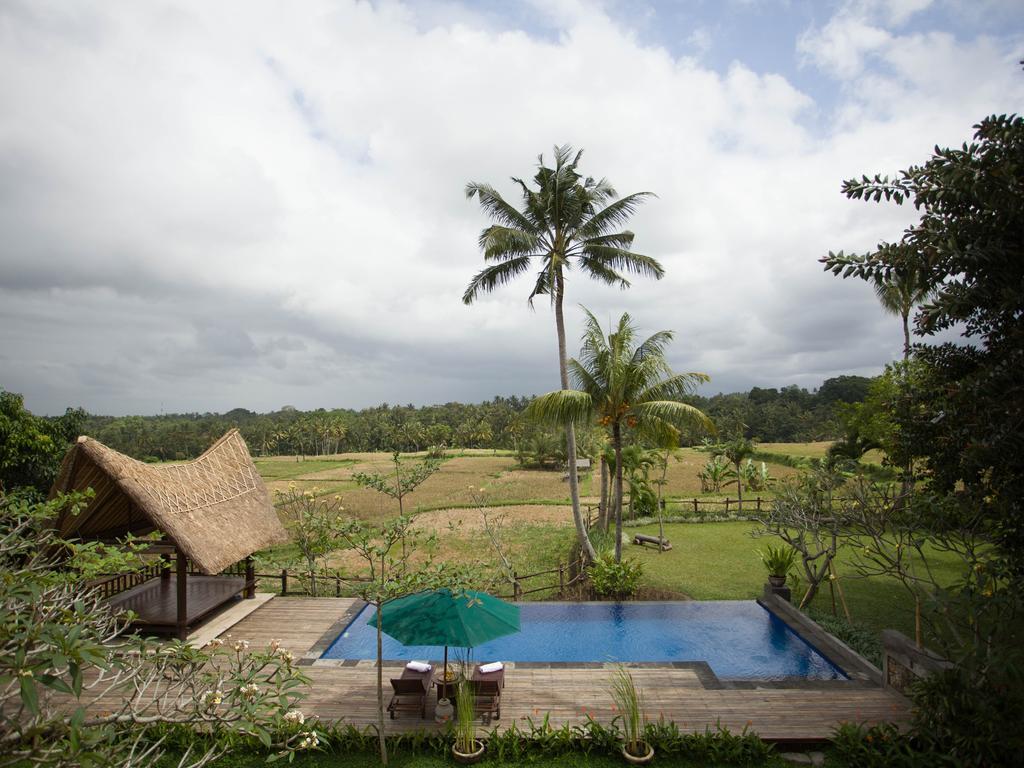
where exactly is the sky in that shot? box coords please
[1,0,1022,416]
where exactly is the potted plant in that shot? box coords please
[758,543,797,587]
[610,666,653,764]
[451,679,484,764]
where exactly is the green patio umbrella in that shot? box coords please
[370,588,520,676]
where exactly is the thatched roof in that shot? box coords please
[49,429,287,575]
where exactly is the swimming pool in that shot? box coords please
[320,600,846,680]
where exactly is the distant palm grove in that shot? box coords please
[71,376,870,461]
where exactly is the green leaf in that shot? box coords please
[37,673,73,695]
[20,675,39,714]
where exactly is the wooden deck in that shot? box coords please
[214,598,912,742]
[109,575,246,631]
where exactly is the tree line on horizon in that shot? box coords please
[0,375,869,468]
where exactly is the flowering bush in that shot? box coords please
[0,491,321,768]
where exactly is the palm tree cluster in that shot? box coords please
[464,145,666,562]
[527,310,712,561]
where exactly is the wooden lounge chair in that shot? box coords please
[469,679,501,723]
[387,671,430,719]
[472,663,505,689]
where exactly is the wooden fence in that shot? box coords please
[249,561,586,602]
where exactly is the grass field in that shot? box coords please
[622,521,962,642]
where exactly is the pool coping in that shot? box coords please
[757,591,883,686]
[305,596,882,689]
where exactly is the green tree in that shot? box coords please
[274,485,346,597]
[464,145,662,562]
[871,263,937,361]
[705,437,756,512]
[0,390,67,495]
[822,110,1024,763]
[352,452,442,520]
[336,516,476,766]
[527,310,712,562]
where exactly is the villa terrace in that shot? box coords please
[171,596,912,743]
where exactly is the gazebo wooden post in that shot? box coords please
[244,555,256,599]
[176,549,188,640]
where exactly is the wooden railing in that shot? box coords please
[248,561,585,602]
[90,556,257,601]
[90,563,164,600]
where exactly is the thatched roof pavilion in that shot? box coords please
[50,429,287,638]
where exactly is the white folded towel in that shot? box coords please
[406,660,431,672]
[478,661,504,674]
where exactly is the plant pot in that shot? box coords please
[452,739,485,764]
[768,575,787,588]
[434,697,454,724]
[622,741,655,764]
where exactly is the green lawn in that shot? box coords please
[624,521,962,642]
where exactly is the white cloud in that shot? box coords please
[1,0,1022,414]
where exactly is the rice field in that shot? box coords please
[253,443,824,525]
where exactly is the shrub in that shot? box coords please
[912,660,1024,768]
[589,552,644,599]
[831,722,953,768]
[805,608,882,668]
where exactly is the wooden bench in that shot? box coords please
[633,533,672,551]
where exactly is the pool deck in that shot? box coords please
[214,597,912,742]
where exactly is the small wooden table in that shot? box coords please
[433,673,461,702]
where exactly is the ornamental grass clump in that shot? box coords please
[454,679,479,756]
[610,666,648,758]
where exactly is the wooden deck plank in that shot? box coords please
[207,598,912,741]
[109,575,246,627]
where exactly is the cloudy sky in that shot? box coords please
[2,0,1022,416]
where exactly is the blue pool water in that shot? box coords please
[321,601,845,680]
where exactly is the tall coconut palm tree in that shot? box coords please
[526,309,713,561]
[873,263,936,507]
[872,265,936,361]
[464,146,662,562]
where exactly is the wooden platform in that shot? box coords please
[212,598,913,741]
[109,575,246,632]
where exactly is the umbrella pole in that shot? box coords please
[443,646,448,679]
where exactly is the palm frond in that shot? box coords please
[466,183,535,232]
[462,256,535,305]
[580,245,665,280]
[636,372,710,403]
[568,359,604,399]
[578,256,630,289]
[527,265,555,307]
[524,389,593,426]
[576,192,655,238]
[478,226,541,260]
[633,330,675,363]
[634,400,715,434]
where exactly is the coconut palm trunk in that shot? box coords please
[613,423,625,563]
[600,455,610,532]
[734,459,743,513]
[555,277,596,562]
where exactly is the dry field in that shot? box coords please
[254,444,827,524]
